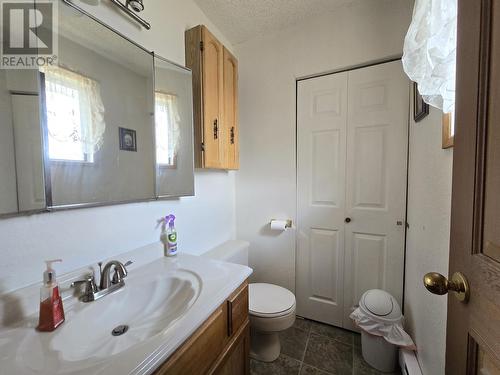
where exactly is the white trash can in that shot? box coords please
[361,330,398,372]
[350,289,415,373]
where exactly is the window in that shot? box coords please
[42,66,106,163]
[155,92,180,167]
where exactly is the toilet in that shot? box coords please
[203,240,296,362]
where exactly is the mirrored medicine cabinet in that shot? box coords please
[0,1,194,217]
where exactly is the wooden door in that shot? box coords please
[202,27,224,168]
[223,47,239,170]
[343,61,408,330]
[297,72,349,326]
[439,1,500,373]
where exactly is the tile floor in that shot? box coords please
[250,317,402,375]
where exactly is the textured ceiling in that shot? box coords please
[193,0,361,44]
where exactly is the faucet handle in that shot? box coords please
[111,261,132,284]
[71,275,98,300]
[71,274,94,287]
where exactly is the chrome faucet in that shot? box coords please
[72,260,132,303]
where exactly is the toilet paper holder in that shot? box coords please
[270,219,293,229]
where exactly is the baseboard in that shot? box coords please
[399,349,423,375]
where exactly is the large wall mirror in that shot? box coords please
[43,2,156,208]
[0,1,194,217]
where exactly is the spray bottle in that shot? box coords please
[159,214,178,257]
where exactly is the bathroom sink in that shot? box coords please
[1,251,251,375]
[50,270,201,361]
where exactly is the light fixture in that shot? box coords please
[110,0,150,29]
[126,0,144,13]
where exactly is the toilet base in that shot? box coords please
[250,328,281,362]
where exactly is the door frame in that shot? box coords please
[294,57,411,321]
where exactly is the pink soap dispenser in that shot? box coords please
[37,259,65,332]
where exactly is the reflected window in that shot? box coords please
[155,92,180,167]
[42,66,106,162]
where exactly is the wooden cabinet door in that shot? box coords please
[202,27,224,168]
[212,323,250,375]
[223,47,239,169]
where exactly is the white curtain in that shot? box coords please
[155,92,180,166]
[402,0,457,114]
[41,65,106,155]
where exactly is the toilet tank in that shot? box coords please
[203,240,249,266]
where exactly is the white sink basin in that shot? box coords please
[0,251,252,375]
[51,270,201,361]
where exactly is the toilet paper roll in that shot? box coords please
[270,220,288,231]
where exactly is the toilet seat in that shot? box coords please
[249,283,296,318]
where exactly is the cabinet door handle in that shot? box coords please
[230,126,235,144]
[213,118,219,140]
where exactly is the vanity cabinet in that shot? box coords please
[185,25,239,170]
[154,280,249,375]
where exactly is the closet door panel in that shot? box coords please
[343,61,409,330]
[296,73,348,326]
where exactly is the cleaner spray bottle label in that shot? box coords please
[167,231,177,255]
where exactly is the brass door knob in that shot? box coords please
[423,272,470,303]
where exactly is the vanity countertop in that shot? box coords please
[0,250,252,375]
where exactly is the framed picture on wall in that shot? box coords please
[119,127,137,152]
[413,82,429,122]
[442,112,455,149]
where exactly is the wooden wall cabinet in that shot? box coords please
[154,281,249,375]
[185,25,239,170]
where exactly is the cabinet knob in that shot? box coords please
[345,217,351,223]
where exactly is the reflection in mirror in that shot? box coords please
[41,3,155,207]
[154,56,194,198]
[0,70,45,215]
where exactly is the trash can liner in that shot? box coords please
[350,307,416,350]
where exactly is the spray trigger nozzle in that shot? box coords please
[166,214,176,228]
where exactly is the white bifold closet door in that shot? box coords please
[296,60,409,330]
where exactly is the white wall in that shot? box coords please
[235,3,453,374]
[0,0,236,293]
[405,102,453,375]
[234,0,413,292]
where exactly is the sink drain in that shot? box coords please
[111,325,129,336]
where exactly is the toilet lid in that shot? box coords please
[249,283,296,317]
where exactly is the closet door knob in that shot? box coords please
[345,217,351,223]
